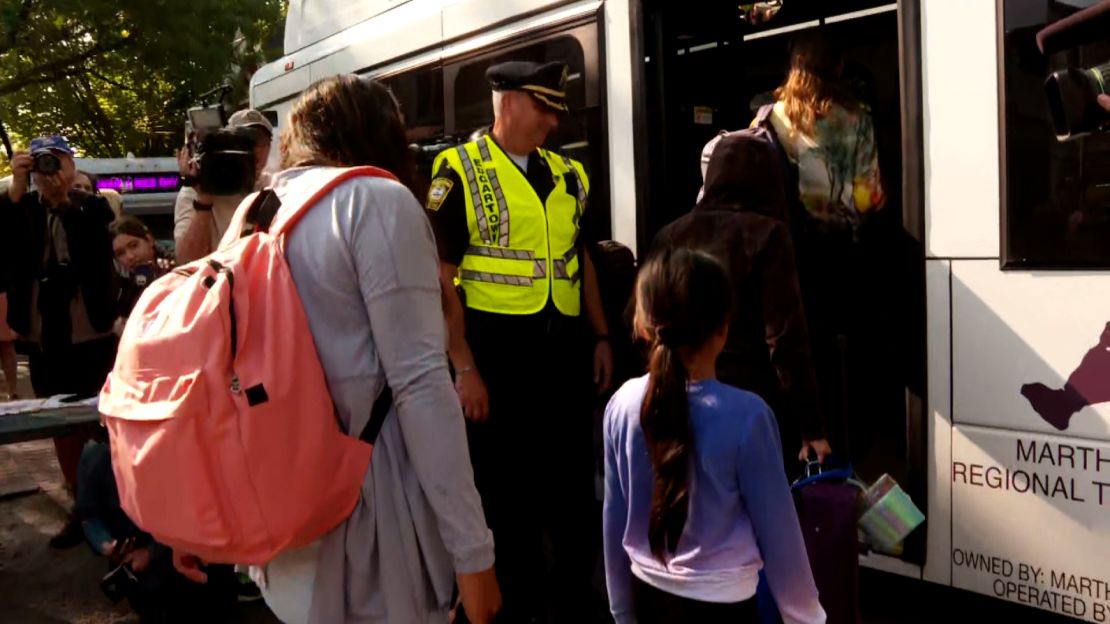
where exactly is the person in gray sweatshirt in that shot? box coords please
[171,74,501,624]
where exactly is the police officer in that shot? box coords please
[426,61,613,622]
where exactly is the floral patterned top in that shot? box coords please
[767,100,885,235]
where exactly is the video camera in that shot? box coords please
[1038,0,1110,141]
[185,85,257,196]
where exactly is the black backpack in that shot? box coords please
[698,104,809,247]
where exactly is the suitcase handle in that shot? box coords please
[791,462,868,492]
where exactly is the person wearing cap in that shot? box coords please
[173,108,273,263]
[426,60,612,622]
[1,136,119,548]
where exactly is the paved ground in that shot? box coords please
[0,441,279,624]
[0,356,1083,623]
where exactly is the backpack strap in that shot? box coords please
[247,189,283,234]
[268,166,399,237]
[753,102,776,128]
[359,384,393,444]
[223,189,284,242]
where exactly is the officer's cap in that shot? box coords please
[486,61,570,113]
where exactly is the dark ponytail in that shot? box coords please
[635,248,732,562]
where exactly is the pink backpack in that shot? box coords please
[100,167,397,565]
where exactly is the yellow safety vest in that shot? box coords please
[433,135,589,316]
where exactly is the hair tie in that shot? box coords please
[656,326,683,348]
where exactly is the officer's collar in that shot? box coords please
[482,132,546,168]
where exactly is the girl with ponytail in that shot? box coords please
[603,249,825,624]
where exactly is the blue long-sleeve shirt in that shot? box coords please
[603,375,826,624]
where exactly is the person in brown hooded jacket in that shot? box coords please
[650,133,830,465]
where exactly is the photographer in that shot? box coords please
[0,135,119,548]
[173,109,273,263]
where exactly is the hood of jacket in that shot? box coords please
[695,132,788,220]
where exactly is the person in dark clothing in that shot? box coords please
[426,61,613,622]
[77,441,238,623]
[1,136,119,548]
[0,260,17,400]
[111,216,174,323]
[651,133,830,466]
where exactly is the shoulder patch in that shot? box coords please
[426,178,454,212]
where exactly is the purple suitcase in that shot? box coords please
[792,472,862,624]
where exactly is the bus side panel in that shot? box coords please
[951,424,1110,623]
[309,3,443,85]
[261,99,297,171]
[254,66,312,111]
[443,0,574,41]
[924,259,953,587]
[285,0,409,55]
[921,0,1000,259]
[948,259,1110,622]
[952,261,1110,440]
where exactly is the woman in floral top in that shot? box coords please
[768,33,885,239]
[762,32,893,463]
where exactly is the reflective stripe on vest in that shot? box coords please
[432,138,588,316]
[476,137,511,246]
[465,245,534,260]
[455,145,491,244]
[560,154,586,227]
[552,248,580,283]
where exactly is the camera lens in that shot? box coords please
[31,153,62,174]
[1044,62,1110,141]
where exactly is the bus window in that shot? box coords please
[445,22,610,238]
[999,0,1110,269]
[381,65,446,201]
[451,36,588,155]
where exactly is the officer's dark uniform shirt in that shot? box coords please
[425,132,597,328]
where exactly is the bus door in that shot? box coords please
[638,0,928,562]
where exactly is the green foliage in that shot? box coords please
[0,0,285,161]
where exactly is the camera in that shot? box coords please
[1036,0,1110,141]
[1045,62,1110,141]
[182,85,258,196]
[193,126,257,196]
[31,152,61,174]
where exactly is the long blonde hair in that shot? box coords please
[774,32,856,137]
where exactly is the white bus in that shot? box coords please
[251,1,1110,621]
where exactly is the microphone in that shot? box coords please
[1036,0,1110,55]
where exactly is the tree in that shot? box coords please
[0,0,284,161]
